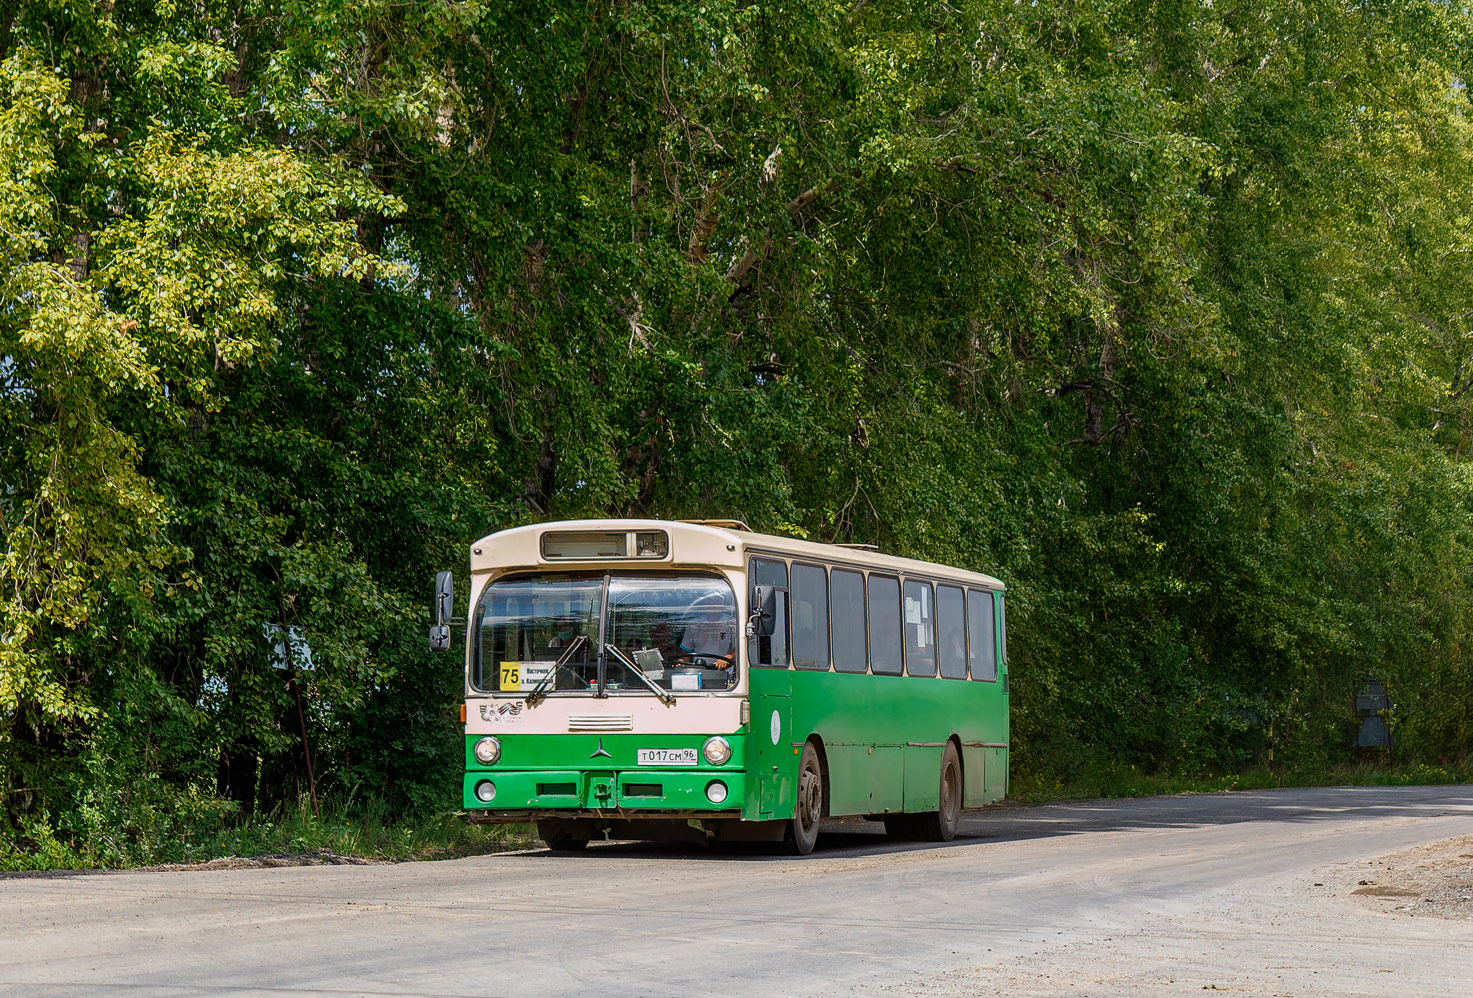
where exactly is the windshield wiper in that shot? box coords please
[604,644,676,706]
[526,634,588,707]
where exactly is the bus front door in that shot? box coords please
[746,570,793,820]
[750,665,792,818]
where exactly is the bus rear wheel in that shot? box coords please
[787,742,824,855]
[914,742,962,842]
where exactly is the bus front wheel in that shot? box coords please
[788,742,824,855]
[914,742,962,842]
[537,822,591,852]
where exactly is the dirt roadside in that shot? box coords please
[1347,833,1473,919]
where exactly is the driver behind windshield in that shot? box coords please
[534,612,585,658]
[679,594,736,667]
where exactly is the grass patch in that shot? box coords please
[192,799,534,866]
[1,795,534,872]
[1010,759,1473,805]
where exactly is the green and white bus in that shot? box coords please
[431,519,1008,854]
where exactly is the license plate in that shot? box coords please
[636,748,698,766]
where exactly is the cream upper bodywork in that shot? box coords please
[461,519,1005,731]
[467,518,1004,590]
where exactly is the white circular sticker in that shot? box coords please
[770,710,781,745]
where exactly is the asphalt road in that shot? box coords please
[3,785,1471,997]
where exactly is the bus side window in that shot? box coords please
[831,569,868,673]
[903,580,937,677]
[749,557,789,668]
[936,585,967,679]
[791,562,830,671]
[867,575,903,676]
[967,589,997,681]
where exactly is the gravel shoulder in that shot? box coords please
[1348,833,1473,919]
[900,819,1473,998]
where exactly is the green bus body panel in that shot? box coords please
[786,670,1008,816]
[462,672,1007,821]
[463,733,745,813]
[903,747,940,812]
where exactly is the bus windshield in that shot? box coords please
[475,572,739,694]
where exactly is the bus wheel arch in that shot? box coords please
[948,733,964,801]
[808,735,831,819]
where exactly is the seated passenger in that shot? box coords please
[649,621,679,661]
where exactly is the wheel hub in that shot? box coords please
[799,766,821,827]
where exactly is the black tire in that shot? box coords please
[537,822,590,852]
[883,814,918,840]
[788,742,824,855]
[914,742,962,842]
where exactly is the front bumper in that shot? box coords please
[462,768,745,813]
[462,732,747,814]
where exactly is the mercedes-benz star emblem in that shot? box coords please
[589,738,612,759]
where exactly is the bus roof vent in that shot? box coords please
[835,542,880,551]
[680,519,752,531]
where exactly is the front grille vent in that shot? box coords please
[623,783,662,797]
[568,713,633,732]
[537,783,577,797]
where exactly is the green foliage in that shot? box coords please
[3,0,1472,866]
[0,785,524,871]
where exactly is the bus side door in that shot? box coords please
[747,559,793,819]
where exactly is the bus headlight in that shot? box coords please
[706,781,729,804]
[474,780,497,803]
[702,736,732,766]
[473,736,501,765]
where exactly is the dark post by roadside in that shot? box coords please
[1355,678,1394,753]
[286,669,319,820]
[270,609,320,819]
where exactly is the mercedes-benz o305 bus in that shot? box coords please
[431,519,1008,854]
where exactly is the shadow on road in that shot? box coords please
[545,784,1473,863]
[10,785,1469,874]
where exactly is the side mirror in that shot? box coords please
[430,571,455,651]
[750,584,776,638]
[435,571,454,625]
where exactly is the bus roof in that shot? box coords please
[469,519,1005,591]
